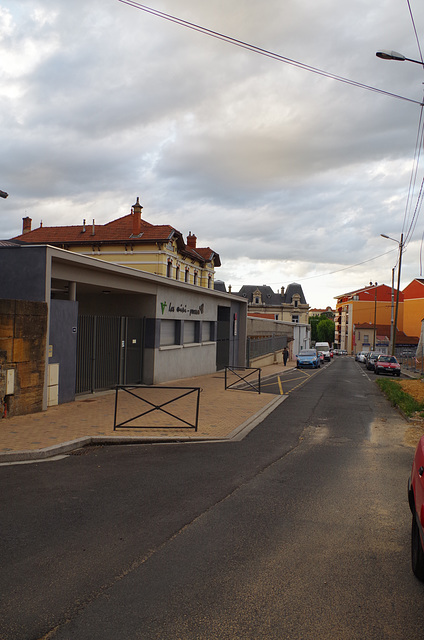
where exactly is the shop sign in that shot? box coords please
[160,301,205,316]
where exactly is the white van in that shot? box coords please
[315,342,331,361]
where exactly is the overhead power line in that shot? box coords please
[118,0,422,106]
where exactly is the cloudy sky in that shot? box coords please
[1,0,424,308]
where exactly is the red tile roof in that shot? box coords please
[12,212,221,267]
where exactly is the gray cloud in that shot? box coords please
[1,0,424,307]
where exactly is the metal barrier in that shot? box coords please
[225,366,261,394]
[246,334,286,364]
[114,385,201,431]
[399,356,424,375]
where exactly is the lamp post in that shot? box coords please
[381,233,403,355]
[376,50,424,66]
[0,190,8,199]
[376,50,420,355]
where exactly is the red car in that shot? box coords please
[408,435,424,580]
[374,355,401,376]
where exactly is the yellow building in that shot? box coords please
[13,197,220,289]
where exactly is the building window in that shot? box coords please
[294,299,298,307]
[193,272,198,286]
[183,320,200,344]
[363,334,369,343]
[204,321,216,342]
[160,320,177,346]
[185,269,189,283]
[175,265,180,281]
[255,297,259,304]
[208,275,212,289]
[166,261,172,278]
[292,315,299,323]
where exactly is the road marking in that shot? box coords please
[286,367,322,393]
[278,376,283,395]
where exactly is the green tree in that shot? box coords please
[317,317,335,344]
[308,315,320,342]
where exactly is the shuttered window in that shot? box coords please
[184,320,196,344]
[160,320,176,346]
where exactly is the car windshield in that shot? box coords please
[379,356,397,363]
[300,350,316,356]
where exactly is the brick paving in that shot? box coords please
[0,363,294,461]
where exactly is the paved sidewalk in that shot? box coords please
[0,362,295,462]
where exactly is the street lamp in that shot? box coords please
[381,233,403,355]
[376,50,424,66]
[0,190,8,199]
[377,50,419,354]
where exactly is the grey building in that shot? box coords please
[0,244,246,415]
[235,283,309,324]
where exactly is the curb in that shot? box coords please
[0,395,287,463]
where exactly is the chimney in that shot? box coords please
[91,219,95,236]
[228,284,232,293]
[22,217,32,234]
[187,232,197,248]
[132,197,143,236]
[281,286,285,295]
[82,219,86,233]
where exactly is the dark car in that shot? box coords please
[408,435,424,580]
[365,352,379,370]
[374,355,401,377]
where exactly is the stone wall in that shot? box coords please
[0,299,48,417]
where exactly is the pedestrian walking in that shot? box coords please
[283,347,289,366]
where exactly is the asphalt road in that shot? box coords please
[1,358,423,639]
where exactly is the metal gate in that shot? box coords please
[76,315,144,394]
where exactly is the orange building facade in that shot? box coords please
[334,284,403,354]
[335,279,424,355]
[402,279,424,339]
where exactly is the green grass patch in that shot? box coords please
[376,378,424,417]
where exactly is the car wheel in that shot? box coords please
[375,368,379,374]
[396,371,401,377]
[411,514,424,581]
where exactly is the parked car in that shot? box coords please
[374,355,401,376]
[365,352,379,370]
[317,351,325,364]
[296,349,320,369]
[408,435,424,580]
[355,352,366,363]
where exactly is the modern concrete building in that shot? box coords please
[0,244,246,416]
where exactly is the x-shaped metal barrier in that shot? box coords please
[114,385,201,431]
[224,366,261,394]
